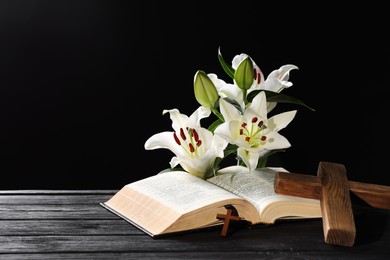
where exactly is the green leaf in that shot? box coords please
[208,118,223,132]
[234,57,253,90]
[194,70,219,109]
[247,90,315,111]
[211,144,239,174]
[256,157,268,168]
[222,97,244,115]
[256,150,285,169]
[218,47,235,79]
[223,144,239,158]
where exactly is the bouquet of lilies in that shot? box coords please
[144,48,313,179]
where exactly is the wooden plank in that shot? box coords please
[274,172,390,210]
[318,162,356,246]
[0,195,114,205]
[0,220,388,254]
[348,181,390,210]
[0,190,389,259]
[274,172,321,199]
[0,190,117,195]
[0,223,333,253]
[0,205,118,219]
[1,251,388,260]
[0,220,144,235]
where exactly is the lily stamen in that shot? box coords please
[239,117,268,146]
[173,127,205,157]
[192,129,199,142]
[180,128,186,140]
[173,132,181,145]
[189,143,195,153]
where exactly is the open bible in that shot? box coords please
[101,166,322,237]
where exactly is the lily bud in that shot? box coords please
[234,57,254,90]
[194,70,219,109]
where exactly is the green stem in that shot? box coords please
[242,89,248,105]
[212,108,224,122]
[256,156,268,168]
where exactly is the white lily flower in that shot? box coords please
[232,53,297,91]
[208,73,245,110]
[232,53,264,90]
[260,64,298,112]
[261,64,299,92]
[144,106,228,179]
[214,91,297,171]
[232,53,298,112]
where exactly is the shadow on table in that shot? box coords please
[352,194,389,245]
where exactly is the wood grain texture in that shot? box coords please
[349,181,390,210]
[274,172,321,200]
[274,172,390,210]
[0,190,389,259]
[317,161,356,247]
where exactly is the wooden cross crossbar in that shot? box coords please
[274,161,390,247]
[216,208,241,237]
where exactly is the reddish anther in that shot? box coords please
[189,143,195,153]
[173,132,181,145]
[192,129,199,142]
[180,128,186,140]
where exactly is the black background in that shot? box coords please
[1,0,389,189]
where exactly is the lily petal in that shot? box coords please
[209,73,244,107]
[232,53,264,89]
[188,106,211,127]
[162,109,189,133]
[237,147,263,172]
[259,131,291,151]
[214,90,296,171]
[263,64,299,92]
[244,91,267,122]
[267,110,297,132]
[145,107,227,179]
[214,119,241,144]
[144,132,187,158]
[219,98,242,122]
[267,64,298,83]
[163,106,211,132]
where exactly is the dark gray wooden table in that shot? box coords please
[0,190,389,259]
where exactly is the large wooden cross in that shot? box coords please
[274,161,390,247]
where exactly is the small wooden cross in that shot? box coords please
[216,207,242,237]
[274,161,390,247]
